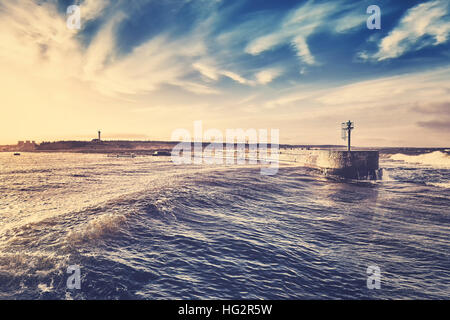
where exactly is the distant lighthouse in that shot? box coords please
[92,130,102,142]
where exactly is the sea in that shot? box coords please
[0,150,449,299]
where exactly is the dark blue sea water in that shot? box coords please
[0,151,449,299]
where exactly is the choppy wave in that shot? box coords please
[390,151,450,168]
[66,214,127,244]
[0,152,449,299]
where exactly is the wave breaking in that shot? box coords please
[390,151,450,168]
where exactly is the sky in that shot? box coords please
[0,0,449,147]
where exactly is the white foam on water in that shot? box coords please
[426,182,450,189]
[66,213,127,244]
[390,151,450,168]
[38,283,53,293]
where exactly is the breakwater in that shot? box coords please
[174,146,381,180]
[279,149,381,180]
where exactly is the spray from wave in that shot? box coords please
[390,151,450,168]
[66,214,127,244]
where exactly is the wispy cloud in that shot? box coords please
[193,60,283,86]
[244,0,336,66]
[369,0,450,60]
[243,1,366,67]
[193,61,251,85]
[0,0,227,98]
[75,0,110,22]
[334,14,365,33]
[193,61,221,81]
[255,68,283,85]
[291,36,316,65]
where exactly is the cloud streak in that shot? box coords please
[244,0,336,66]
[370,0,450,60]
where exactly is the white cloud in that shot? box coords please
[0,1,190,97]
[77,0,110,22]
[0,0,227,99]
[172,80,222,95]
[255,68,283,85]
[371,0,450,60]
[244,1,337,67]
[334,14,364,33]
[245,33,288,55]
[193,62,220,81]
[193,60,252,85]
[291,36,316,65]
[221,71,249,84]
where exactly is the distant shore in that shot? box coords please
[0,140,177,154]
[0,140,447,155]
[0,140,342,154]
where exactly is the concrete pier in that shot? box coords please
[279,149,380,180]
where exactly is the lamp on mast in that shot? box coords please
[341,121,354,151]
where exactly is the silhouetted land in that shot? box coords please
[0,140,447,155]
[0,140,346,153]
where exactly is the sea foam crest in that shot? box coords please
[66,214,127,244]
[390,151,450,168]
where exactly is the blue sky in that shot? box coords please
[80,0,449,86]
[0,0,449,146]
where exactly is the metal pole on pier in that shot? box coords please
[347,122,351,151]
[341,120,354,151]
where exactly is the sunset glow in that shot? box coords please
[0,0,449,146]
